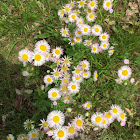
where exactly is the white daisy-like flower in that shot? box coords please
[81,24,91,35]
[58,9,65,18]
[51,68,62,79]
[69,13,78,23]
[69,0,76,8]
[55,59,61,66]
[72,115,84,131]
[18,49,33,64]
[47,110,65,128]
[17,134,29,140]
[33,52,46,66]
[117,111,127,122]
[34,40,50,53]
[73,9,81,15]
[68,38,75,46]
[64,17,70,24]
[76,17,84,27]
[63,95,72,104]
[109,104,122,118]
[86,12,96,22]
[23,119,34,130]
[99,32,109,42]
[91,43,99,54]
[115,78,122,84]
[85,8,93,14]
[103,0,113,11]
[45,52,50,61]
[118,66,132,80]
[80,60,90,70]
[39,119,49,132]
[44,75,53,86]
[77,0,86,9]
[72,75,83,83]
[108,46,115,55]
[84,40,92,47]
[75,29,82,37]
[93,70,98,81]
[52,47,63,58]
[52,126,68,140]
[83,101,92,110]
[87,0,98,11]
[82,71,91,79]
[61,56,72,67]
[68,81,80,94]
[28,129,39,140]
[63,72,71,79]
[60,84,68,93]
[91,112,103,126]
[48,88,61,101]
[72,66,83,77]
[7,134,15,140]
[61,65,69,74]
[104,112,114,123]
[100,42,110,50]
[99,117,110,129]
[60,28,69,37]
[67,123,78,139]
[63,4,71,14]
[50,54,57,62]
[91,25,102,36]
[74,36,82,44]
[61,77,69,85]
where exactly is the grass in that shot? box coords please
[0,0,140,139]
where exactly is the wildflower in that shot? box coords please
[48,88,61,101]
[67,123,78,139]
[24,119,34,130]
[68,37,75,46]
[63,4,71,14]
[104,112,114,123]
[99,117,110,129]
[52,47,63,58]
[124,59,129,64]
[63,95,72,104]
[115,78,122,84]
[84,40,92,47]
[118,66,132,80]
[60,85,68,93]
[86,12,96,22]
[52,126,68,140]
[61,56,72,67]
[61,65,69,73]
[117,111,127,122]
[87,0,98,10]
[74,36,82,44]
[28,129,39,140]
[18,49,33,64]
[43,75,53,86]
[72,75,83,83]
[34,40,50,53]
[69,13,78,22]
[77,0,86,9]
[39,119,49,132]
[75,29,82,37]
[83,101,92,110]
[45,52,50,61]
[61,77,69,85]
[69,0,76,8]
[91,43,99,54]
[76,17,84,27]
[108,46,115,55]
[22,71,29,76]
[91,25,102,36]
[93,70,98,81]
[82,71,91,79]
[60,28,69,37]
[130,78,135,84]
[58,9,65,18]
[80,60,90,70]
[81,24,91,36]
[99,32,110,42]
[103,0,113,11]
[91,112,103,126]
[7,134,15,140]
[100,42,110,50]
[51,68,62,80]
[68,81,80,94]
[47,110,65,128]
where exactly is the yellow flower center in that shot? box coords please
[86,103,90,108]
[61,10,64,15]
[62,86,67,92]
[55,49,61,55]
[63,30,67,35]
[76,37,80,41]
[35,54,41,61]
[80,1,84,6]
[113,108,118,114]
[22,54,28,61]
[71,39,74,43]
[90,1,95,7]
[32,133,36,138]
[95,116,101,123]
[71,85,76,90]
[75,76,80,80]
[71,14,76,19]
[39,131,43,136]
[57,130,64,138]
[92,47,96,51]
[26,122,31,127]
[89,13,94,19]
[95,28,99,32]
[87,41,91,45]
[122,70,128,76]
[42,122,48,127]
[110,49,114,53]
[102,35,107,39]
[76,120,82,127]
[103,44,107,47]
[120,113,125,119]
[54,71,60,77]
[87,9,92,13]
[79,21,82,24]
[40,45,47,51]
[46,54,49,58]
[47,78,51,82]
[8,138,11,140]
[84,28,88,32]
[95,74,98,79]
[102,119,106,124]
[56,60,60,65]
[82,63,87,69]
[65,96,70,100]
[65,7,70,12]
[64,73,69,78]
[105,112,111,119]
[62,66,68,71]
[84,73,88,76]
[52,92,58,97]
[77,31,81,34]
[106,2,111,7]
[68,126,75,134]
[64,59,69,64]
[63,78,68,84]
[70,2,74,6]
[75,68,81,74]
[53,116,60,123]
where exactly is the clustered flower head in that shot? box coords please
[58,0,115,56]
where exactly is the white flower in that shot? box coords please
[81,24,91,36]
[91,43,99,54]
[118,66,132,80]
[82,71,91,79]
[99,32,109,42]
[58,9,65,18]
[52,47,63,58]
[7,134,15,140]
[91,112,103,126]
[76,17,84,27]
[108,46,115,55]
[68,81,80,94]
[60,28,69,37]
[80,60,90,70]
[87,0,98,10]
[100,42,110,50]
[72,66,83,76]
[23,119,34,130]
[83,101,92,110]
[44,75,53,86]
[69,13,78,22]
[75,28,82,37]
[93,70,98,81]
[48,88,61,101]
[103,0,113,11]
[91,25,102,36]
[72,75,83,83]
[104,112,114,123]
[28,129,39,139]
[86,12,96,22]
[117,111,127,122]
[67,124,78,139]
[98,117,110,129]
[47,110,65,128]
[74,36,82,43]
